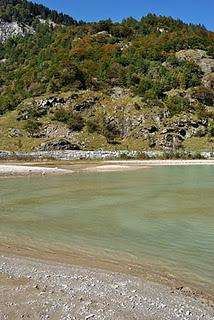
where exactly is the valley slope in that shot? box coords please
[0,0,214,153]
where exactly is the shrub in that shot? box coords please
[86,117,100,133]
[52,107,70,123]
[208,121,214,137]
[165,96,191,116]
[23,119,42,135]
[67,113,85,131]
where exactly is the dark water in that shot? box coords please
[0,166,213,292]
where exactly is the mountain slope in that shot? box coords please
[0,0,77,41]
[0,3,214,152]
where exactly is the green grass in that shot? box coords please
[183,137,214,151]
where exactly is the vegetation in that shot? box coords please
[0,0,77,25]
[1,6,213,113]
[0,1,213,152]
[52,107,85,132]
[23,119,42,135]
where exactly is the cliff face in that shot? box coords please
[0,18,34,42]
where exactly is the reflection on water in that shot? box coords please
[0,166,213,292]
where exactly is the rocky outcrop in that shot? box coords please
[17,94,98,121]
[34,139,81,151]
[8,128,24,137]
[157,118,208,149]
[175,49,214,74]
[0,19,34,42]
[111,87,130,99]
[202,72,214,89]
[191,87,214,106]
[73,97,98,112]
[17,97,65,120]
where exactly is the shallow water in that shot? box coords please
[0,166,213,293]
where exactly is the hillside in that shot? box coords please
[0,0,77,41]
[0,1,214,153]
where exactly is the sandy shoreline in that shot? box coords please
[0,254,213,320]
[0,159,214,176]
[105,159,214,166]
[0,164,73,176]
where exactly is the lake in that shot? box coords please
[0,165,213,294]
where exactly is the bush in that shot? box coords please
[52,107,85,131]
[0,95,18,115]
[23,119,42,135]
[208,121,214,137]
[67,113,85,131]
[165,96,190,116]
[52,107,70,123]
[86,117,100,133]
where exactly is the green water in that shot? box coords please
[0,166,213,292]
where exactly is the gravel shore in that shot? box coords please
[0,165,72,176]
[1,159,214,177]
[105,159,214,166]
[0,255,213,320]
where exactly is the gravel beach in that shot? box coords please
[0,165,73,176]
[0,255,213,320]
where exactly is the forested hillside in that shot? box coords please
[0,1,214,152]
[0,0,77,25]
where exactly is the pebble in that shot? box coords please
[186,310,191,316]
[0,256,213,320]
[85,315,95,320]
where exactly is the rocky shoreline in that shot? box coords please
[0,149,214,161]
[0,255,213,320]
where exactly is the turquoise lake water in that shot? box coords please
[0,166,213,293]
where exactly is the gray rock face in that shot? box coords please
[175,49,214,75]
[73,97,98,112]
[111,87,130,99]
[200,58,214,74]
[0,19,34,42]
[34,139,81,151]
[158,118,208,148]
[17,97,65,120]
